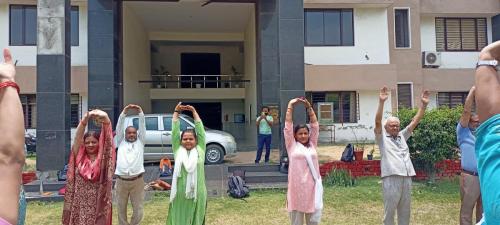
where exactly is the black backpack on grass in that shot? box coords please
[228,175,249,199]
[341,143,354,162]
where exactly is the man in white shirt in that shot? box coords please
[115,104,146,225]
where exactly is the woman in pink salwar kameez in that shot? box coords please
[284,97,323,225]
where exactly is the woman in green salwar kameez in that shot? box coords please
[166,103,207,225]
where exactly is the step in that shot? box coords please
[247,182,287,190]
[25,190,163,202]
[25,192,64,202]
[244,171,288,184]
[24,180,66,192]
[227,164,280,173]
[24,176,173,193]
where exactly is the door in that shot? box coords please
[182,102,222,130]
[161,116,173,157]
[181,53,221,88]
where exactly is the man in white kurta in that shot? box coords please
[115,104,146,225]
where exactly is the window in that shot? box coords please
[394,8,410,48]
[20,94,81,128]
[435,18,487,51]
[162,117,193,131]
[307,91,358,123]
[305,9,354,46]
[180,119,191,131]
[20,94,37,128]
[162,117,172,131]
[70,94,81,127]
[10,5,79,46]
[9,5,37,46]
[397,83,413,109]
[71,6,79,46]
[438,92,468,108]
[133,117,159,131]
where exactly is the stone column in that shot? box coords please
[36,0,72,173]
[87,0,122,125]
[257,0,305,159]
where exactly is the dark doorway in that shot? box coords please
[181,53,221,88]
[182,102,222,130]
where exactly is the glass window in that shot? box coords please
[397,83,412,109]
[435,18,488,51]
[438,92,468,108]
[133,117,159,131]
[71,6,79,46]
[162,117,172,131]
[305,9,354,46]
[307,91,357,123]
[395,9,410,48]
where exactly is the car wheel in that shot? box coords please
[205,144,224,164]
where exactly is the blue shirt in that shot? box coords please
[456,122,478,173]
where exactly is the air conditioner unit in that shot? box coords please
[422,51,441,68]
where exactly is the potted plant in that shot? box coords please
[353,138,366,161]
[345,125,369,161]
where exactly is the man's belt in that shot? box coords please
[462,169,479,176]
[117,173,143,181]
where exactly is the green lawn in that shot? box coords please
[26,177,462,225]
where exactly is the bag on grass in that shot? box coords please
[227,176,249,199]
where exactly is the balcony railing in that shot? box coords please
[139,74,250,89]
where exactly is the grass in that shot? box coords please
[26,177,462,225]
[23,154,37,172]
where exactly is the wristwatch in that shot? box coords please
[476,60,498,70]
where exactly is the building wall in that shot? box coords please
[304,8,390,65]
[123,3,152,112]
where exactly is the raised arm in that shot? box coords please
[459,86,475,128]
[72,112,90,156]
[172,102,182,154]
[185,105,206,154]
[406,90,429,133]
[0,48,25,224]
[284,98,300,153]
[475,41,500,122]
[136,105,146,142]
[286,98,300,123]
[302,99,319,147]
[115,105,130,145]
[375,87,389,135]
[302,99,317,124]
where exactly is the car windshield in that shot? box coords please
[182,115,195,124]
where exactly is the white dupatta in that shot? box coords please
[169,146,199,202]
[295,142,324,223]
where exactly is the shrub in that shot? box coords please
[323,169,356,187]
[397,106,462,182]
